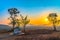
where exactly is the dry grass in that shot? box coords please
[0,29,60,40]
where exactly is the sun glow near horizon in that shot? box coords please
[0,8,60,26]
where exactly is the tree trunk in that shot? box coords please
[23,25,26,33]
[13,24,15,32]
[53,23,56,31]
[13,16,15,32]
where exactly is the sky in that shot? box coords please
[0,0,60,25]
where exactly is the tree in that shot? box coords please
[8,8,20,30]
[20,14,30,33]
[16,19,21,27]
[47,13,58,31]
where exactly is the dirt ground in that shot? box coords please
[0,29,60,40]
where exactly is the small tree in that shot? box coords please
[8,8,19,30]
[20,14,30,33]
[47,13,58,31]
[16,19,21,27]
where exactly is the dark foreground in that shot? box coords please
[0,29,60,40]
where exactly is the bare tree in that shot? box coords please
[20,14,30,33]
[16,19,21,27]
[8,8,19,30]
[47,13,58,31]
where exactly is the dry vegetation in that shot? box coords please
[0,29,60,40]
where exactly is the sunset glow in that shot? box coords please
[0,0,60,26]
[0,10,60,26]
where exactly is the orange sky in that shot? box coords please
[0,10,60,26]
[0,19,10,25]
[0,15,60,26]
[0,13,50,26]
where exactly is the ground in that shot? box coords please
[0,29,60,40]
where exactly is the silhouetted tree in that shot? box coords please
[8,8,19,30]
[16,19,21,27]
[20,14,30,33]
[47,13,58,31]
